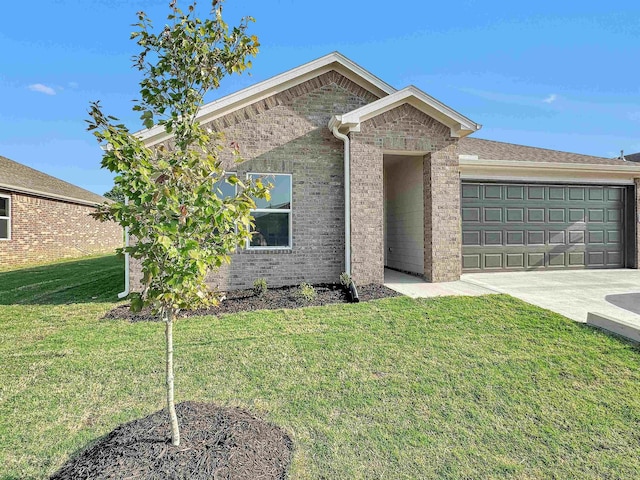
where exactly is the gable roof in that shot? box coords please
[0,155,106,206]
[139,52,397,146]
[330,85,481,137]
[459,137,630,166]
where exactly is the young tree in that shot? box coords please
[88,0,269,446]
[103,184,125,203]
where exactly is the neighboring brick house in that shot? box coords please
[0,155,122,268]
[128,52,640,291]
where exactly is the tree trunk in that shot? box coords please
[164,308,180,446]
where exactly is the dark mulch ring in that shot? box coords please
[105,283,401,322]
[50,401,293,480]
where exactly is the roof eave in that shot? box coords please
[335,86,481,138]
[0,183,104,207]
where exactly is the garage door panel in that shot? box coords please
[506,231,524,245]
[484,185,502,200]
[528,252,545,267]
[506,185,524,199]
[549,252,566,267]
[527,208,545,222]
[568,231,585,244]
[462,184,480,199]
[462,231,481,246]
[505,208,524,222]
[484,207,502,222]
[528,186,545,200]
[461,182,625,271]
[568,208,585,222]
[568,251,585,266]
[607,251,623,266]
[506,253,524,268]
[484,254,503,269]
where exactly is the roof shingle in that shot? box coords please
[459,137,628,166]
[0,155,106,205]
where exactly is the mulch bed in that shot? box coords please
[104,283,401,322]
[50,401,293,480]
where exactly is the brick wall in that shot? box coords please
[349,104,460,285]
[0,190,123,268]
[132,71,379,291]
[424,143,461,282]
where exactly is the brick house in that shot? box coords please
[128,52,640,291]
[0,155,123,268]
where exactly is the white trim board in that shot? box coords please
[333,86,481,138]
[0,193,10,241]
[460,158,640,185]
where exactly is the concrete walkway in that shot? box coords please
[463,269,640,327]
[385,267,640,341]
[384,268,492,298]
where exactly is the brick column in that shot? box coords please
[349,137,385,285]
[424,142,461,282]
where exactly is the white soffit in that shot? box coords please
[138,52,397,146]
[334,86,482,138]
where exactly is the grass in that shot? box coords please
[2,256,640,479]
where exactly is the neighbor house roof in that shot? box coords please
[0,155,107,206]
[459,137,629,166]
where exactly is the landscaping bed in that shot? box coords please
[50,401,292,480]
[105,283,400,321]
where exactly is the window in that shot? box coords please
[0,194,10,240]
[247,173,292,249]
[213,172,237,199]
[212,173,238,237]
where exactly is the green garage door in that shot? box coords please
[461,182,625,271]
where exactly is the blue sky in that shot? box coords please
[1,0,639,195]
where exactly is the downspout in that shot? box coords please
[329,118,351,275]
[118,196,130,299]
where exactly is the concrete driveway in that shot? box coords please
[462,269,640,327]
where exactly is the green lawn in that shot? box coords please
[1,256,640,479]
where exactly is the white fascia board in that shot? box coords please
[459,158,640,174]
[137,52,397,146]
[337,86,482,137]
[0,183,103,207]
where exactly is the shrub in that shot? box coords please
[253,278,267,297]
[297,282,317,302]
[339,272,352,288]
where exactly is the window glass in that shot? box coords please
[0,197,7,217]
[213,174,236,199]
[249,174,291,209]
[0,219,7,239]
[250,212,290,247]
[247,173,291,249]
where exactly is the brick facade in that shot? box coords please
[0,190,123,268]
[130,71,467,291]
[349,104,460,285]
[132,71,380,291]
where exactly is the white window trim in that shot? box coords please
[0,194,10,241]
[246,173,292,250]
[214,172,239,241]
